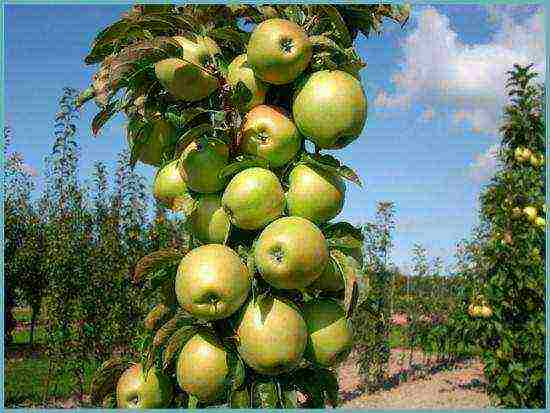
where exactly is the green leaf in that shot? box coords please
[318,6,353,47]
[208,26,249,49]
[162,325,197,371]
[172,192,198,216]
[175,123,215,155]
[331,250,359,319]
[187,394,200,408]
[252,380,279,408]
[322,221,364,252]
[85,19,132,65]
[133,248,185,284]
[91,100,120,136]
[281,5,307,25]
[230,387,251,408]
[230,80,254,112]
[166,107,208,131]
[225,351,246,392]
[218,155,270,181]
[301,153,363,187]
[281,389,299,408]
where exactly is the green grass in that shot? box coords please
[5,355,98,407]
[13,306,32,323]
[12,326,48,345]
[390,326,408,348]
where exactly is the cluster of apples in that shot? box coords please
[119,18,367,407]
[514,146,544,168]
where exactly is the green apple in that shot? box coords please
[302,298,353,367]
[523,206,538,222]
[236,295,307,375]
[221,167,285,230]
[535,216,546,229]
[240,105,302,168]
[247,18,312,85]
[307,256,345,293]
[116,364,173,408]
[175,244,251,320]
[176,330,232,402]
[254,216,329,290]
[286,163,345,224]
[189,193,231,244]
[153,159,187,209]
[180,138,229,193]
[293,70,367,149]
[154,35,220,102]
[227,54,269,112]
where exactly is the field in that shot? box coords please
[5,306,492,409]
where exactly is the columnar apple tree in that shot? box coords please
[78,4,410,408]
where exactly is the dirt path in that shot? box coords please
[337,349,491,408]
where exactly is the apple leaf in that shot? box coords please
[187,395,200,409]
[230,387,251,408]
[174,123,215,156]
[218,155,270,181]
[230,80,254,112]
[321,221,364,258]
[91,100,120,136]
[301,153,363,187]
[89,357,131,405]
[331,250,359,319]
[280,389,299,408]
[208,26,250,50]
[318,5,352,48]
[166,107,208,132]
[171,192,198,216]
[252,380,279,408]
[133,248,185,285]
[225,352,246,392]
[162,325,197,371]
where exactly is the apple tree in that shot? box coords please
[77,4,410,408]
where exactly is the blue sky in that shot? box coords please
[5,4,545,272]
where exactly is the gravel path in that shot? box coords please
[337,348,491,409]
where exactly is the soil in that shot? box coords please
[337,348,492,408]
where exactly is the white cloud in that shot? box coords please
[375,6,545,135]
[467,143,500,182]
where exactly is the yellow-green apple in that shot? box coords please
[227,54,269,112]
[523,206,538,222]
[154,35,220,102]
[180,138,229,193]
[302,298,353,367]
[236,295,307,375]
[176,330,233,402]
[247,18,312,85]
[293,70,367,149]
[175,244,251,320]
[221,167,285,230]
[240,105,302,168]
[254,216,329,290]
[286,163,345,223]
[116,363,173,408]
[307,257,345,293]
[153,159,187,208]
[189,193,231,244]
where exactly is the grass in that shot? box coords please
[6,306,98,408]
[5,355,98,407]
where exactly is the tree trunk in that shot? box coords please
[30,300,40,346]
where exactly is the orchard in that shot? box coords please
[76,4,410,408]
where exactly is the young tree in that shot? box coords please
[472,64,545,408]
[353,201,396,389]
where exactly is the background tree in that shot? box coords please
[353,201,396,390]
[473,64,545,408]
